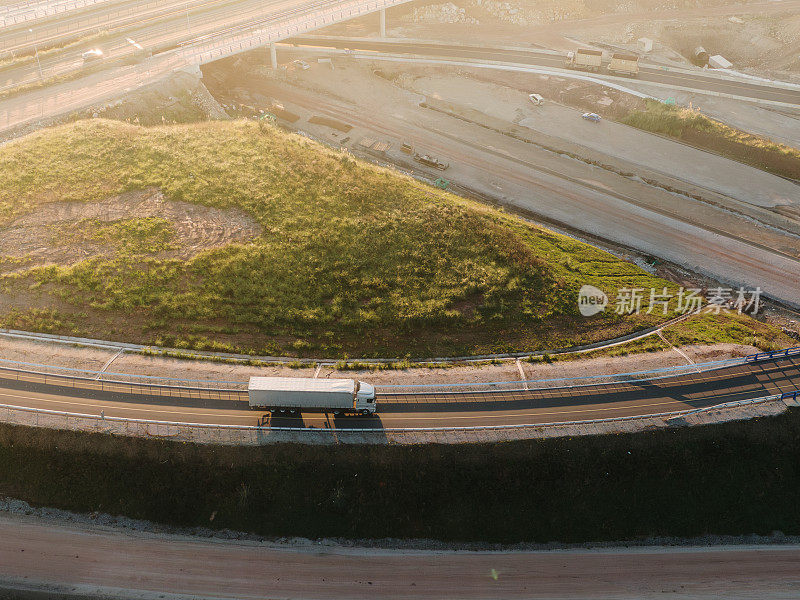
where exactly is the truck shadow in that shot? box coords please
[331,413,385,430]
[255,412,388,442]
[255,412,338,443]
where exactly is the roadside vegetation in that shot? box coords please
[544,310,792,363]
[2,409,800,542]
[0,118,700,358]
[622,100,800,180]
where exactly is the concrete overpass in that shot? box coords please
[2,0,799,133]
[0,0,410,133]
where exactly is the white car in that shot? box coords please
[81,48,104,62]
[528,93,544,106]
[292,59,310,71]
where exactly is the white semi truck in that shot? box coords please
[248,377,377,415]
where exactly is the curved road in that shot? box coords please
[288,36,800,106]
[0,355,798,428]
[1,512,799,599]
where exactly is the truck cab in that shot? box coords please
[355,381,376,414]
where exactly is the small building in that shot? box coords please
[638,37,653,53]
[708,54,733,69]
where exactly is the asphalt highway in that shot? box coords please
[289,36,800,106]
[0,356,797,428]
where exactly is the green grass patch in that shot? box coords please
[662,310,788,352]
[621,100,800,179]
[2,409,800,543]
[0,119,700,357]
[53,216,177,256]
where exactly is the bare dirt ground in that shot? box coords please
[2,510,800,600]
[0,188,261,273]
[328,0,800,77]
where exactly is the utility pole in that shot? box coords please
[379,8,386,38]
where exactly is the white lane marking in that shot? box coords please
[515,358,528,390]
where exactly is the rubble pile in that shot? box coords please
[408,2,479,24]
[190,82,229,120]
[469,0,588,25]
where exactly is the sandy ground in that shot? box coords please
[0,333,758,385]
[1,511,800,599]
[329,0,800,77]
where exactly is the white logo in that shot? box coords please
[578,285,608,316]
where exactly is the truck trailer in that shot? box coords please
[248,377,377,415]
[565,49,603,72]
[414,152,449,170]
[607,53,639,77]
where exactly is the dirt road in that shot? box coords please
[1,512,799,599]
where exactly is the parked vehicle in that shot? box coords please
[565,49,603,72]
[528,93,544,106]
[81,48,104,62]
[248,377,377,415]
[414,153,449,170]
[581,112,602,123]
[292,59,310,70]
[607,53,639,77]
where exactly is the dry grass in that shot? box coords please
[0,119,697,357]
[622,101,800,179]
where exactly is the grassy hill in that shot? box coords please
[0,119,694,358]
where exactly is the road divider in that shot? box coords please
[746,346,800,363]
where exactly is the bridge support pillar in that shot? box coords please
[379,8,386,37]
[269,42,278,69]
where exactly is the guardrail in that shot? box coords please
[1,0,117,27]
[0,353,750,396]
[0,391,788,445]
[0,360,246,400]
[1,0,209,39]
[3,343,799,396]
[180,0,410,66]
[745,346,800,363]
